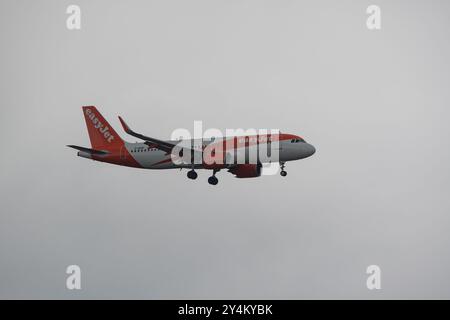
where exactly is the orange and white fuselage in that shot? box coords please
[69,106,315,184]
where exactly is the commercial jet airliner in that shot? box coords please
[68,106,315,185]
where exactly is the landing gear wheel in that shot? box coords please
[208,176,218,185]
[280,162,287,177]
[187,170,198,180]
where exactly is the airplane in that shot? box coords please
[67,106,316,185]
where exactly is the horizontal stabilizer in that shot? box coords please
[67,145,110,155]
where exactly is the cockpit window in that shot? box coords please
[291,138,306,143]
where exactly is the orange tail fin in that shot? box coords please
[82,106,124,150]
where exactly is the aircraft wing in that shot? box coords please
[118,116,178,153]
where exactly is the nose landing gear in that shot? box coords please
[280,162,287,177]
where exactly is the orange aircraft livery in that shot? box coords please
[68,106,315,185]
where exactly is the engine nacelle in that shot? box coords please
[228,164,262,178]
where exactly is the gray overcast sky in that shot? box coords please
[1,0,450,299]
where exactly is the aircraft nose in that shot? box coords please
[302,143,316,158]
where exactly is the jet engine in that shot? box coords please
[228,164,262,178]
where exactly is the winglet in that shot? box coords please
[118,116,132,134]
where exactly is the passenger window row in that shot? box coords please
[131,148,157,153]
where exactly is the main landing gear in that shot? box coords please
[208,169,219,185]
[280,162,287,177]
[186,168,219,185]
[187,169,197,180]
